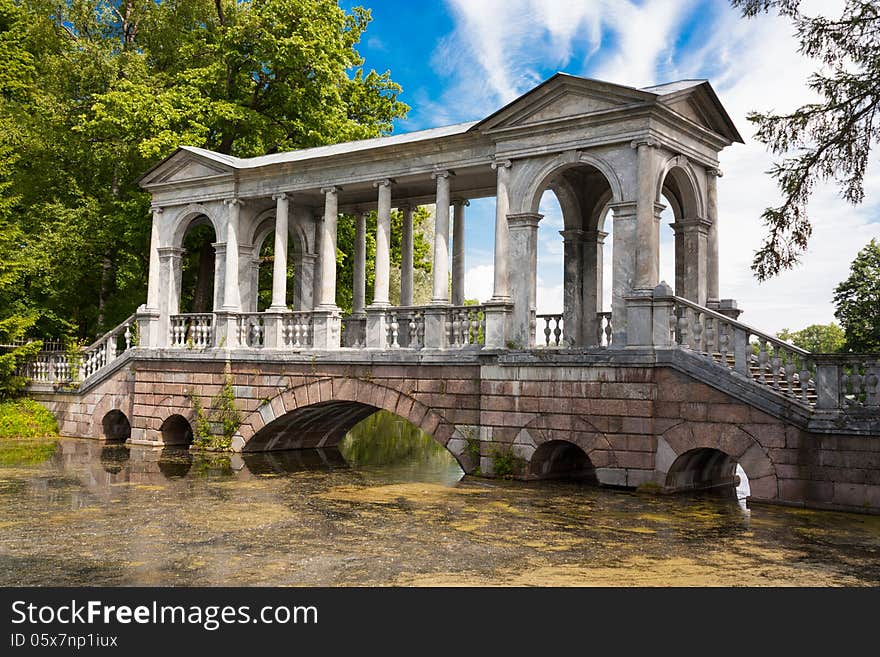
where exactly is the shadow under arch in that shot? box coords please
[665,447,739,493]
[659,421,778,501]
[527,439,599,483]
[101,409,131,443]
[237,378,472,472]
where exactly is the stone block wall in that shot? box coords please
[28,351,880,514]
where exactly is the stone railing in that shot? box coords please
[237,313,265,348]
[537,314,563,346]
[535,312,613,347]
[447,305,485,348]
[81,315,138,379]
[813,355,879,411]
[169,313,214,348]
[23,314,138,385]
[403,307,425,349]
[283,312,315,349]
[661,294,817,406]
[597,312,613,347]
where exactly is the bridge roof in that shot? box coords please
[140,73,742,188]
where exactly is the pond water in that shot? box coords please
[1,414,879,586]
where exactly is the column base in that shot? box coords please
[135,306,161,348]
[311,307,342,349]
[482,301,512,350]
[213,311,240,349]
[365,306,390,349]
[423,306,450,349]
[624,289,654,347]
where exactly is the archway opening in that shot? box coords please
[528,440,598,483]
[160,414,193,447]
[534,162,615,347]
[101,409,131,443]
[341,410,463,484]
[254,230,296,312]
[658,164,703,303]
[179,221,217,314]
[665,448,742,494]
[243,401,464,481]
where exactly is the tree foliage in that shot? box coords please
[833,239,880,353]
[733,0,880,280]
[776,323,845,353]
[0,0,407,352]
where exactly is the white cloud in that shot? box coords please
[437,0,879,336]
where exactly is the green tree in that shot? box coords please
[776,323,845,353]
[733,1,880,280]
[833,239,880,353]
[1,0,407,342]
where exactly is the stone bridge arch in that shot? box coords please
[657,421,778,501]
[510,414,621,481]
[234,377,473,471]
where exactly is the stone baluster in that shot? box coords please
[757,339,769,384]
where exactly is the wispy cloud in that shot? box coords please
[450,0,879,333]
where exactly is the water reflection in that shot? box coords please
[0,431,878,586]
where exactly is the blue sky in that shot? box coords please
[339,0,878,335]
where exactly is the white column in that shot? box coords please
[311,210,323,309]
[400,204,414,307]
[372,179,393,306]
[145,206,162,311]
[221,198,242,311]
[431,171,452,304]
[707,167,721,304]
[353,209,367,316]
[452,199,468,306]
[317,186,340,309]
[269,192,290,311]
[490,160,512,301]
[633,139,659,291]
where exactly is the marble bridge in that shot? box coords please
[22,74,880,513]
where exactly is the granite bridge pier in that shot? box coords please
[22,74,880,513]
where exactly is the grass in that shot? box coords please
[0,398,59,439]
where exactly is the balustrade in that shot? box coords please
[669,297,817,407]
[169,314,213,348]
[282,312,314,349]
[238,314,265,348]
[446,306,485,348]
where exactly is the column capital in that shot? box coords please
[584,229,609,243]
[607,201,638,216]
[157,246,184,259]
[453,198,470,207]
[559,229,586,242]
[211,241,226,254]
[672,216,712,233]
[706,167,723,178]
[653,201,667,216]
[150,205,164,215]
[224,197,244,207]
[320,185,342,195]
[373,178,395,188]
[432,169,454,180]
[507,212,542,229]
[630,137,661,150]
[398,202,414,212]
[272,191,293,201]
[491,159,512,171]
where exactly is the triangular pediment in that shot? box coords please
[655,83,744,144]
[474,74,656,132]
[139,148,237,187]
